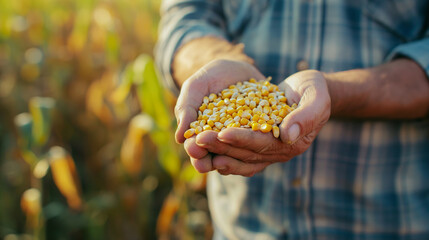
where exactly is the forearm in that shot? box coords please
[325,58,429,119]
[172,36,254,87]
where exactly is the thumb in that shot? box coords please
[175,105,198,143]
[280,89,330,144]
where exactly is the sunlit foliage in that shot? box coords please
[0,0,211,239]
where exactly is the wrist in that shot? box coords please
[322,69,372,118]
[172,36,254,87]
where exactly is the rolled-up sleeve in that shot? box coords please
[387,31,429,79]
[155,0,227,95]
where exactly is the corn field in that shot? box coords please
[0,0,211,239]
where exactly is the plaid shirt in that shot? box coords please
[156,0,429,239]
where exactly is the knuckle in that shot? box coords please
[174,104,184,116]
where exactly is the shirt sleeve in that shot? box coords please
[155,0,228,96]
[386,35,429,80]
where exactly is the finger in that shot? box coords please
[212,155,270,177]
[175,79,208,143]
[216,127,283,153]
[278,81,300,106]
[280,92,330,144]
[190,154,214,173]
[184,137,209,159]
[195,130,270,163]
[279,71,331,144]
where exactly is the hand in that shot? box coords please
[195,70,331,176]
[174,59,265,172]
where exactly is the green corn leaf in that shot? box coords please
[110,64,133,104]
[158,144,181,178]
[14,112,34,150]
[179,163,203,185]
[29,97,55,146]
[134,54,172,131]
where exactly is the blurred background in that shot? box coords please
[0,0,211,239]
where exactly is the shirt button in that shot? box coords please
[296,60,309,71]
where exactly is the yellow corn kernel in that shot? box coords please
[278,96,287,103]
[253,97,260,104]
[184,129,195,138]
[208,103,215,110]
[223,91,233,98]
[224,119,234,127]
[236,97,245,105]
[260,123,272,133]
[190,121,199,128]
[212,115,221,122]
[203,96,209,104]
[252,108,261,115]
[227,107,235,114]
[244,97,250,105]
[203,109,213,115]
[207,120,214,127]
[263,106,271,114]
[242,110,252,119]
[203,125,212,131]
[209,93,217,101]
[253,114,260,122]
[269,98,277,106]
[217,100,225,107]
[268,85,276,92]
[261,113,270,121]
[195,126,203,134]
[272,110,279,116]
[249,101,257,108]
[215,122,224,129]
[219,117,227,123]
[267,119,275,125]
[199,103,207,111]
[279,108,288,118]
[233,122,241,128]
[240,118,249,125]
[273,126,280,138]
[251,122,260,131]
[261,88,269,96]
[249,78,256,83]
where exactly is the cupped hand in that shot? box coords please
[174,59,265,172]
[195,70,332,176]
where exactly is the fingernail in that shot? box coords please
[217,132,230,143]
[288,124,300,143]
[195,137,207,146]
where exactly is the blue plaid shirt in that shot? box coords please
[156,0,429,239]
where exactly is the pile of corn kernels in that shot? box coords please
[184,78,297,139]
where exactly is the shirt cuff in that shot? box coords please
[155,26,226,97]
[386,38,429,79]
